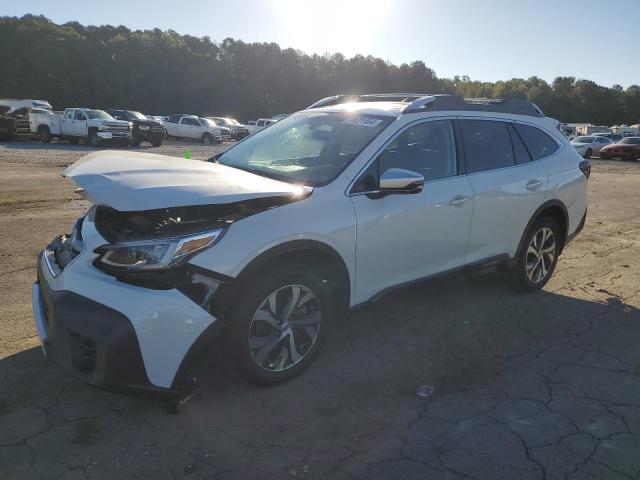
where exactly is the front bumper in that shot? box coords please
[32,217,221,400]
[97,130,131,144]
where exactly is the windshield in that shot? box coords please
[201,118,217,127]
[619,137,640,144]
[226,118,241,125]
[573,136,594,143]
[217,111,393,186]
[85,109,113,120]
[128,111,147,120]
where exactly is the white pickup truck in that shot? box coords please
[246,117,276,134]
[164,115,224,144]
[30,108,131,145]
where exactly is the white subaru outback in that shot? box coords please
[32,94,589,404]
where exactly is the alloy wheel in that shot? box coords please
[248,284,322,372]
[525,227,556,283]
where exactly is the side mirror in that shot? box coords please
[379,168,425,192]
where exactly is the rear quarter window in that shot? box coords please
[514,124,559,160]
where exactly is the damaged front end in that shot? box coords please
[91,195,306,313]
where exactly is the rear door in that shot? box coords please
[461,119,552,263]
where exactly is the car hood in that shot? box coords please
[62,151,310,211]
[602,143,634,150]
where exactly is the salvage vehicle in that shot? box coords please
[570,135,612,158]
[30,108,131,145]
[164,114,223,144]
[105,109,164,147]
[206,117,250,140]
[32,93,589,409]
[599,137,640,160]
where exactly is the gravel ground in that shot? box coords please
[1,140,640,479]
[0,137,228,167]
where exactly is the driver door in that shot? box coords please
[350,119,474,303]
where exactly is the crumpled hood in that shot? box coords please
[62,151,309,211]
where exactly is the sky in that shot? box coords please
[4,0,639,88]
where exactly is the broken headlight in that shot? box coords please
[94,229,224,271]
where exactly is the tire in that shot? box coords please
[202,133,213,145]
[508,216,560,293]
[88,130,99,147]
[149,133,163,147]
[584,148,592,159]
[38,126,51,143]
[225,262,334,385]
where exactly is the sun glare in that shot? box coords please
[274,0,391,56]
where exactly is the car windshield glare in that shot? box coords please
[217,111,392,186]
[573,136,594,143]
[130,111,147,120]
[86,109,113,120]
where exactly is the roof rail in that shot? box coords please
[307,93,544,117]
[403,94,544,117]
[307,93,427,109]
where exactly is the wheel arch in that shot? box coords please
[515,200,569,261]
[216,240,351,321]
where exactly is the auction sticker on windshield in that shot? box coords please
[343,117,383,127]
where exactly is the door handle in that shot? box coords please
[449,194,472,207]
[526,178,543,191]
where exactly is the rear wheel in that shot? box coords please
[508,217,560,293]
[225,262,334,385]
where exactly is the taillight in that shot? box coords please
[579,160,591,179]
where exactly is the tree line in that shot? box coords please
[1,15,638,125]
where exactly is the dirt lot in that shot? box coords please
[1,139,639,480]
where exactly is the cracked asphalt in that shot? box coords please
[1,140,639,479]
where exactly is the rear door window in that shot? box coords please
[514,124,559,160]
[460,120,514,173]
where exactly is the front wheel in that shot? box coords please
[202,133,212,145]
[584,148,592,159]
[225,262,334,385]
[508,217,560,293]
[38,126,51,143]
[149,133,163,147]
[88,130,99,147]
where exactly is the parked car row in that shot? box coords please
[0,98,267,147]
[570,135,640,160]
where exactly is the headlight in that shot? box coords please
[95,229,224,271]
[98,125,108,131]
[139,125,150,131]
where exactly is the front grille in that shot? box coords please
[69,331,96,374]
